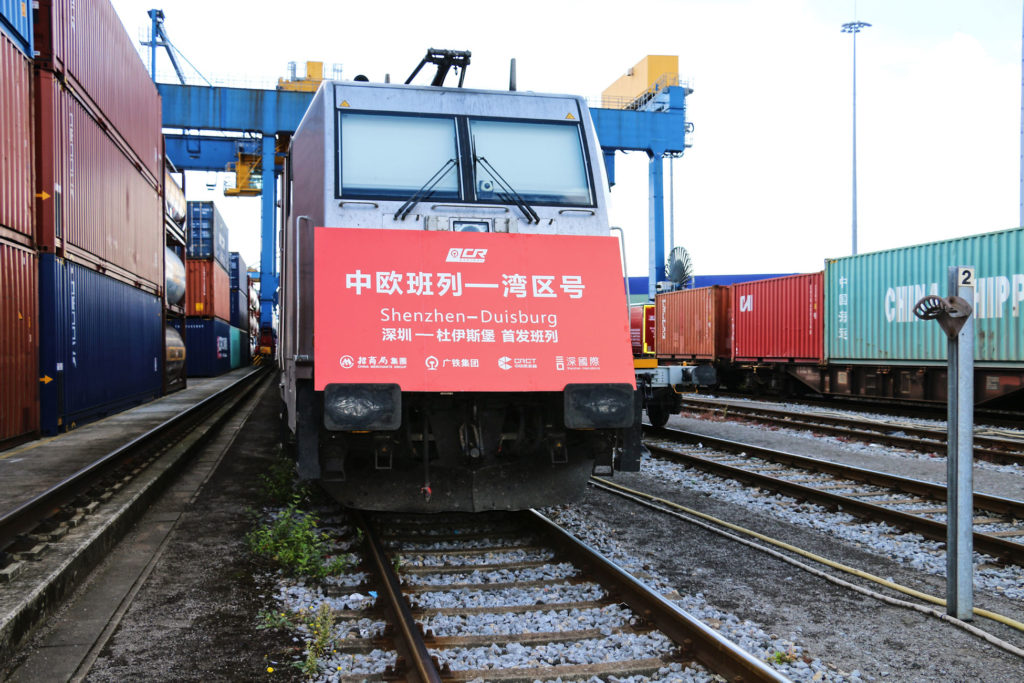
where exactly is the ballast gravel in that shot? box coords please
[276,582,377,612]
[421,604,634,637]
[540,505,853,682]
[404,562,578,586]
[400,547,556,567]
[412,582,606,609]
[643,447,1024,600]
[432,631,675,670]
[386,536,535,551]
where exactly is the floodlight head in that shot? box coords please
[841,21,871,34]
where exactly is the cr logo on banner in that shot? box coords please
[446,248,487,263]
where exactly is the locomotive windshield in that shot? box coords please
[470,119,592,205]
[339,113,460,198]
[337,111,593,207]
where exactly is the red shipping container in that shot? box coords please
[0,30,33,242]
[33,0,162,180]
[655,286,731,360]
[0,239,38,444]
[630,304,655,356]
[732,272,824,363]
[34,70,163,290]
[186,259,231,322]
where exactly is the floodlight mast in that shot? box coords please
[842,20,870,256]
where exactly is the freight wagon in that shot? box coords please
[636,227,1024,414]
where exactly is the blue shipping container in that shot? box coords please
[229,287,248,329]
[627,274,796,296]
[172,317,231,377]
[186,201,230,270]
[0,0,32,56]
[229,252,247,289]
[38,256,163,434]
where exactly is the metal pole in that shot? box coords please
[648,152,665,301]
[1019,6,1024,227]
[148,10,158,81]
[851,30,858,255]
[842,21,870,255]
[669,156,675,252]
[946,265,975,620]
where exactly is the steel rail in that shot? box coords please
[693,392,1024,431]
[0,368,266,555]
[679,399,1024,465]
[355,511,442,683]
[527,509,789,683]
[644,426,1024,565]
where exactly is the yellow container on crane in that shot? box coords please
[277,61,330,92]
[601,55,679,110]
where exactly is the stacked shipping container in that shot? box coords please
[38,257,163,432]
[1,11,38,444]
[183,201,234,375]
[228,252,250,368]
[0,0,167,437]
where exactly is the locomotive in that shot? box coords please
[278,79,640,512]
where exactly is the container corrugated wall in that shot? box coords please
[732,272,824,362]
[172,317,231,377]
[655,286,731,360]
[187,201,230,270]
[229,326,242,369]
[0,0,32,55]
[0,239,38,444]
[33,0,162,180]
[186,259,230,321]
[826,227,1024,365]
[0,29,32,242]
[230,288,248,329]
[229,252,246,289]
[34,70,163,289]
[38,255,162,434]
[629,304,655,355]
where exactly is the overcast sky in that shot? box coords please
[112,0,1024,278]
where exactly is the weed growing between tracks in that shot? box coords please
[248,496,351,579]
[299,604,338,676]
[249,452,359,678]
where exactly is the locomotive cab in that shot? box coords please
[280,81,638,512]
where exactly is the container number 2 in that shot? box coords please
[958,267,975,288]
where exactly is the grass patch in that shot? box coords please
[247,495,350,578]
[258,453,304,504]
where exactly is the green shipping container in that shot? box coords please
[230,326,242,369]
[825,227,1024,366]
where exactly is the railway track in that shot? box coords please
[643,426,1024,566]
[678,397,1024,467]
[329,510,788,682]
[0,368,269,666]
[693,393,1024,433]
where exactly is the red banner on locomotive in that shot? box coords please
[313,227,635,392]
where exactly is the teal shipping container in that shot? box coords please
[825,227,1024,366]
[230,326,242,369]
[229,326,250,369]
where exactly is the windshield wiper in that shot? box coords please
[475,156,540,224]
[393,158,458,221]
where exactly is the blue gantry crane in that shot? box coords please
[147,11,690,339]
